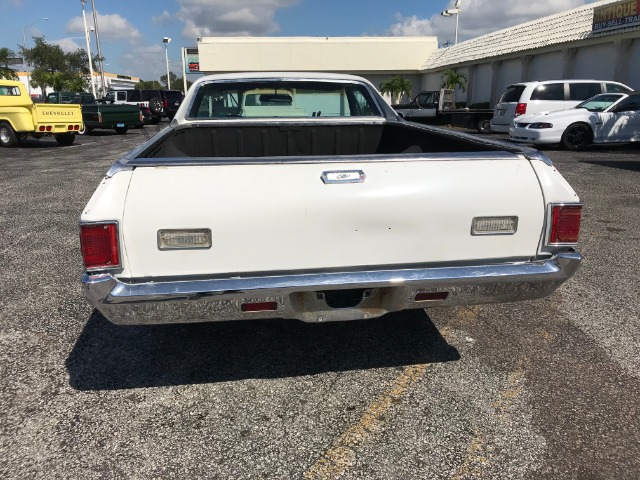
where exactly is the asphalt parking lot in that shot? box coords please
[1,124,639,479]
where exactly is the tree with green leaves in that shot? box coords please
[379,76,413,104]
[135,80,162,90]
[160,71,178,89]
[440,69,467,92]
[0,47,19,80]
[22,37,94,93]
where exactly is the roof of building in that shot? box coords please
[422,0,640,71]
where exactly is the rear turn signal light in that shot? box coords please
[515,103,527,116]
[548,204,582,245]
[241,301,278,312]
[80,223,120,270]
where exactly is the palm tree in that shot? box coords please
[0,47,18,80]
[440,69,467,92]
[380,76,413,104]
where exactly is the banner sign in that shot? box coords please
[185,48,200,73]
[592,0,640,32]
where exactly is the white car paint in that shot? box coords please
[509,93,640,147]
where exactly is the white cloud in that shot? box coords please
[51,38,84,53]
[120,45,184,81]
[152,10,174,26]
[388,0,597,43]
[176,0,299,38]
[66,12,143,43]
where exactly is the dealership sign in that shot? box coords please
[592,0,640,32]
[185,48,200,73]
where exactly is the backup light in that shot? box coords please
[472,216,518,235]
[80,223,119,270]
[157,229,212,250]
[548,204,582,245]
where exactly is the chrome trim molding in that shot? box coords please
[83,251,582,325]
[106,160,133,178]
[524,150,554,166]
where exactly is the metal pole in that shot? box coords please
[81,1,97,98]
[22,28,30,96]
[90,0,106,96]
[164,43,171,89]
[181,47,187,95]
[455,12,459,45]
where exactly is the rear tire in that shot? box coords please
[78,125,93,135]
[562,123,592,150]
[114,127,128,134]
[476,119,491,134]
[0,122,18,147]
[55,133,75,146]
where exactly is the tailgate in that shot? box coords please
[98,105,141,125]
[491,102,516,127]
[33,104,83,126]
[121,156,545,278]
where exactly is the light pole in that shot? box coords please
[163,37,171,89]
[441,0,461,45]
[90,0,107,96]
[22,17,48,97]
[81,0,97,98]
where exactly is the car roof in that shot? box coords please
[508,80,628,87]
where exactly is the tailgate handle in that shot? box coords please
[321,170,366,184]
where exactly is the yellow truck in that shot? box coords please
[0,79,83,147]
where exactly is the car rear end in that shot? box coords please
[80,150,582,324]
[32,103,83,135]
[490,83,527,133]
[161,90,185,120]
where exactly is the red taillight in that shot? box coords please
[241,301,278,312]
[98,113,102,124]
[140,112,144,122]
[515,103,527,116]
[80,223,120,269]
[548,204,582,245]
[39,126,45,131]
[163,99,168,107]
[68,125,73,130]
[46,125,52,132]
[74,125,79,130]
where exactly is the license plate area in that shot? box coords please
[116,123,125,127]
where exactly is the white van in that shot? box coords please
[490,80,633,132]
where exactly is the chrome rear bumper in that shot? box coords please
[83,251,582,324]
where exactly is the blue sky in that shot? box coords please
[3,0,598,81]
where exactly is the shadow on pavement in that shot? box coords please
[66,309,459,391]
[582,160,640,172]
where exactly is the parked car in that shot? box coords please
[45,91,144,134]
[102,89,164,124]
[80,72,582,326]
[509,92,640,149]
[0,80,81,147]
[160,90,185,120]
[490,80,633,132]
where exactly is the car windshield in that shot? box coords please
[575,94,624,112]
[188,80,381,118]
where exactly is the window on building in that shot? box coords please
[530,83,565,101]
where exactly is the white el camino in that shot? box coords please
[80,72,583,325]
[510,92,640,150]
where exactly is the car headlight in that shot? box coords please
[529,122,553,129]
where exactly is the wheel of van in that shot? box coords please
[0,122,18,148]
[476,119,491,134]
[55,133,75,146]
[562,123,592,150]
[148,97,163,115]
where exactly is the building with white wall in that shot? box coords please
[15,71,140,99]
[198,36,439,103]
[420,0,640,106]
[195,0,640,106]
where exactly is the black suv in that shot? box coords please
[160,90,185,120]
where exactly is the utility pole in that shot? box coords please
[90,0,107,96]
[81,0,97,98]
